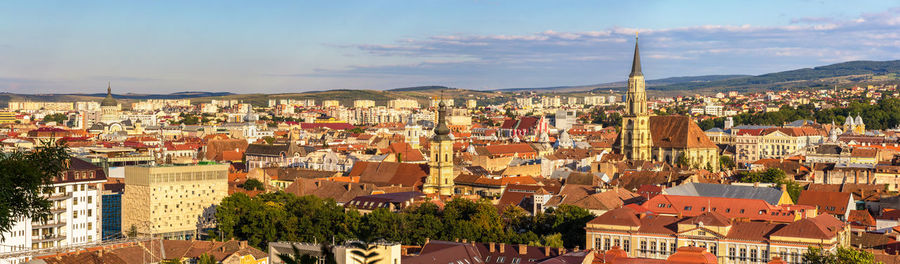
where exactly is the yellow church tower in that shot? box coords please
[424,99,455,195]
[619,34,652,161]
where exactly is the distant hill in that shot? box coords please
[644,60,900,93]
[387,86,452,92]
[499,60,900,95]
[495,75,750,93]
[77,91,235,99]
[4,60,900,107]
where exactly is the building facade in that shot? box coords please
[586,208,850,264]
[423,101,455,195]
[0,158,106,264]
[121,163,228,239]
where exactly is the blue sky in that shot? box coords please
[2,1,900,94]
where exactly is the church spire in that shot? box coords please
[107,81,111,95]
[630,33,642,77]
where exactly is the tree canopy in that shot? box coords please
[735,168,802,202]
[803,246,875,264]
[0,142,70,238]
[215,192,594,250]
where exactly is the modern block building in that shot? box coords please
[121,163,228,240]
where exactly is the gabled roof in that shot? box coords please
[796,190,853,216]
[648,116,717,149]
[663,183,785,205]
[587,207,641,226]
[347,161,428,188]
[771,214,845,240]
[643,194,804,222]
[682,211,731,227]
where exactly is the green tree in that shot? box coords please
[0,142,70,238]
[803,246,875,264]
[719,156,736,170]
[348,241,382,264]
[42,113,68,124]
[735,168,802,202]
[242,178,265,191]
[537,205,594,248]
[676,155,690,168]
[127,224,138,238]
[198,253,217,264]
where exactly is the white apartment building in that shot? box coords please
[353,100,376,108]
[322,100,341,108]
[583,96,606,106]
[388,99,419,109]
[0,158,106,264]
[430,98,454,108]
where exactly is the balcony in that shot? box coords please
[32,234,66,243]
[31,220,66,229]
[48,193,73,201]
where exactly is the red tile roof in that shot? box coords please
[642,194,808,223]
[796,190,852,216]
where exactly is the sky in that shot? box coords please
[2,1,900,94]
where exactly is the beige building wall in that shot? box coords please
[123,164,228,239]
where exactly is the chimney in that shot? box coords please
[490,242,496,252]
[754,182,759,188]
[638,212,647,219]
[240,241,247,249]
[425,237,430,245]
[544,246,551,257]
[558,247,566,255]
[574,246,580,252]
[518,244,527,255]
[347,184,352,191]
[462,239,468,243]
[499,243,505,253]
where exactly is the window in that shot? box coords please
[670,243,676,254]
[728,247,736,260]
[604,238,611,250]
[684,206,692,211]
[623,240,630,252]
[640,241,647,253]
[73,211,78,218]
[650,241,657,253]
[710,244,717,256]
[750,249,758,262]
[87,196,92,204]
[496,256,505,263]
[739,248,747,261]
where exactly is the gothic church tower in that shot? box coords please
[619,35,652,161]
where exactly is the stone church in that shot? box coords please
[614,36,720,170]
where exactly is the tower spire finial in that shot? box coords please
[107,81,111,95]
[629,34,642,77]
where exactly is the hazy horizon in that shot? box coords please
[2,1,900,94]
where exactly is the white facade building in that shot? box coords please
[0,159,105,264]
